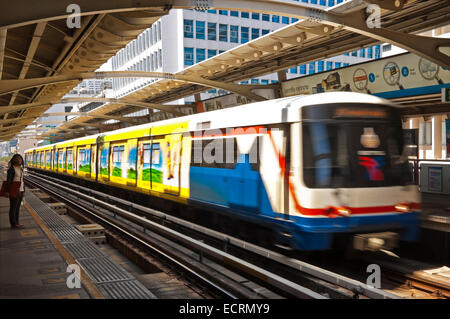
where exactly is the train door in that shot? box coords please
[77,145,91,177]
[163,134,182,195]
[67,148,74,174]
[147,138,164,193]
[126,139,138,187]
[90,144,96,180]
[98,142,110,182]
[137,138,151,191]
[57,149,63,172]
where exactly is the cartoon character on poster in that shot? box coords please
[166,136,181,181]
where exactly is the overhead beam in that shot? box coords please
[0,112,139,126]
[1,1,449,69]
[0,71,268,101]
[0,29,6,79]
[0,98,188,116]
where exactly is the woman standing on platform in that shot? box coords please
[5,154,25,229]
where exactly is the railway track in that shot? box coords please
[24,169,402,299]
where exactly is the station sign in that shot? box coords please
[281,52,450,98]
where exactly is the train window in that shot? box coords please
[112,145,125,163]
[302,122,412,188]
[99,145,109,176]
[58,150,63,169]
[151,143,160,165]
[190,137,239,169]
[143,143,151,164]
[78,148,90,172]
[46,152,51,168]
[67,149,73,170]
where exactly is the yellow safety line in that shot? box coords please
[24,202,105,299]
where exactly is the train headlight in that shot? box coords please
[327,206,352,217]
[337,207,352,217]
[395,203,410,213]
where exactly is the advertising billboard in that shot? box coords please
[281,52,450,99]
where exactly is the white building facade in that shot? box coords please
[109,0,381,107]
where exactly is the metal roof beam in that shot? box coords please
[0,71,269,102]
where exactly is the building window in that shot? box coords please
[251,28,260,40]
[328,0,335,6]
[196,21,205,39]
[419,122,432,145]
[184,47,194,66]
[219,10,228,15]
[375,45,381,59]
[318,60,324,72]
[326,61,332,71]
[241,12,249,18]
[184,19,193,38]
[351,50,357,57]
[282,16,289,24]
[159,49,162,67]
[359,48,365,57]
[262,29,270,36]
[196,48,205,63]
[300,65,306,74]
[219,24,228,42]
[262,14,270,21]
[367,46,373,58]
[252,13,260,20]
[382,44,392,52]
[334,62,341,68]
[309,62,315,74]
[272,15,280,23]
[230,25,239,43]
[230,10,239,17]
[207,22,216,41]
[292,18,299,23]
[290,67,298,74]
[241,27,249,43]
[251,79,259,84]
[261,79,269,85]
[343,63,349,67]
[207,10,216,14]
[208,49,217,59]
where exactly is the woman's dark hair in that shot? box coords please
[9,154,24,168]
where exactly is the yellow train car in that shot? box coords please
[26,119,191,205]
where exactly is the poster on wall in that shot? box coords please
[428,167,443,193]
[281,52,450,99]
[446,119,450,158]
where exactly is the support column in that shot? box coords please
[276,70,287,98]
[194,93,204,113]
[432,115,443,159]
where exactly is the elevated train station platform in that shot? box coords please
[0,189,156,299]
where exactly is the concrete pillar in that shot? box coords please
[194,93,204,113]
[432,115,443,159]
[276,70,287,98]
[409,117,420,129]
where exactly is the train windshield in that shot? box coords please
[302,106,412,188]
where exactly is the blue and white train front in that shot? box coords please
[285,102,420,250]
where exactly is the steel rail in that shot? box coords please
[25,172,327,299]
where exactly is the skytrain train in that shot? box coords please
[25,92,420,251]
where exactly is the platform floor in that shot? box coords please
[421,192,450,233]
[0,196,90,299]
